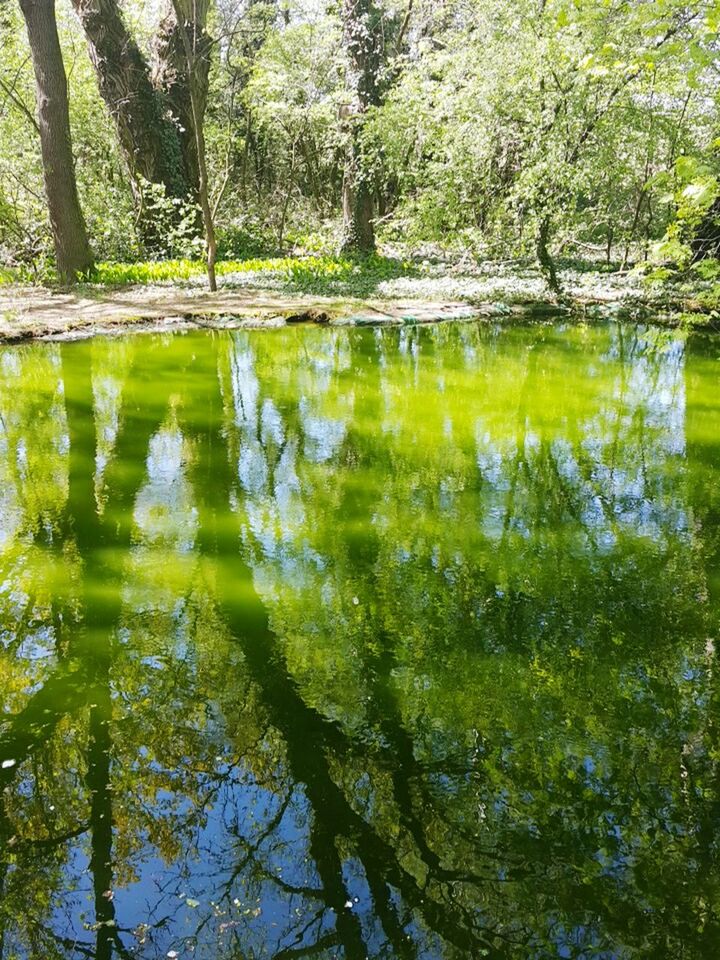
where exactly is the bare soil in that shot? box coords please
[0,284,484,342]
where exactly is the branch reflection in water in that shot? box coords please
[0,322,718,959]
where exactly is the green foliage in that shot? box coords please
[280,252,414,294]
[368,0,703,264]
[133,180,206,260]
[215,221,276,259]
[1,0,719,285]
[65,254,414,296]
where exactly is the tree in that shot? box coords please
[340,0,382,254]
[169,0,217,290]
[154,5,213,204]
[70,0,207,247]
[244,18,344,246]
[17,0,93,282]
[1,0,717,272]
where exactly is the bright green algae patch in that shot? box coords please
[1,322,720,958]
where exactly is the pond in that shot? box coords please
[0,322,719,959]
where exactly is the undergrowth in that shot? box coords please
[0,254,415,297]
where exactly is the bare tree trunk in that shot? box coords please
[153,11,212,200]
[340,0,380,255]
[19,0,94,283]
[170,0,217,291]
[537,215,561,296]
[71,0,197,241]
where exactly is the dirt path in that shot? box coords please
[0,284,483,342]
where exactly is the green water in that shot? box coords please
[0,322,719,959]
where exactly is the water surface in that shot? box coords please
[1,322,719,959]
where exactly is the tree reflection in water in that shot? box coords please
[0,322,719,959]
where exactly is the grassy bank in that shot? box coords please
[0,255,415,298]
[2,253,720,329]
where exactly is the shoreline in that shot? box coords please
[0,282,715,343]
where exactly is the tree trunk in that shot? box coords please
[153,11,212,203]
[19,0,94,283]
[340,0,381,255]
[71,0,193,210]
[341,148,375,254]
[537,215,561,296]
[170,2,216,291]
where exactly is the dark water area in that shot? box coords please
[1,322,720,959]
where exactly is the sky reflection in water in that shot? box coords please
[0,322,719,959]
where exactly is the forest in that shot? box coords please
[2,0,720,304]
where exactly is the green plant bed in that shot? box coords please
[0,254,417,296]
